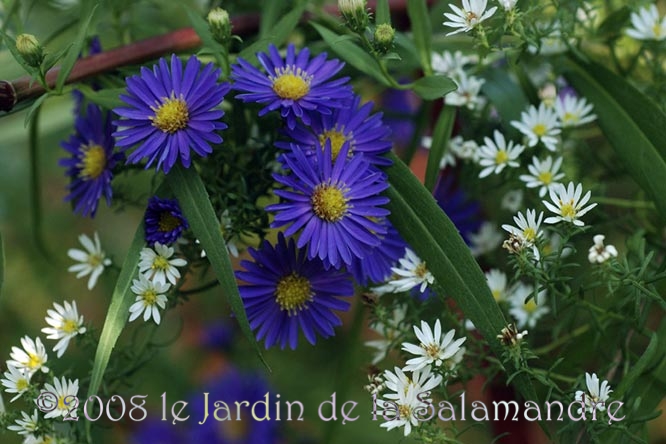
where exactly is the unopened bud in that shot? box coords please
[373,23,395,54]
[16,34,44,68]
[207,8,232,46]
[338,0,369,33]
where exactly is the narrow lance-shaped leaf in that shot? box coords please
[0,231,4,300]
[375,0,391,25]
[406,0,433,75]
[424,105,455,191]
[166,165,269,370]
[411,75,457,100]
[563,55,666,220]
[238,4,306,62]
[56,3,99,92]
[385,152,542,407]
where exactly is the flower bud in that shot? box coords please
[373,23,395,54]
[15,34,44,68]
[338,0,369,33]
[207,7,232,46]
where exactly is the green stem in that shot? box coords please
[594,196,655,210]
[533,324,590,355]
[28,108,49,259]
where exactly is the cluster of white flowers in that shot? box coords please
[374,319,466,436]
[130,242,187,325]
[432,49,486,113]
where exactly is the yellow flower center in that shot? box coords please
[311,184,349,222]
[653,24,662,38]
[562,112,577,124]
[560,200,577,218]
[271,67,311,100]
[16,378,29,391]
[87,254,103,267]
[318,129,349,160]
[27,353,43,369]
[465,11,478,24]
[492,289,502,301]
[533,123,547,137]
[538,170,553,184]
[151,94,190,134]
[422,343,441,359]
[152,256,171,271]
[275,273,312,315]
[62,319,79,334]
[495,150,509,164]
[79,144,107,179]
[158,212,181,233]
[414,262,429,278]
[398,403,413,420]
[524,298,538,313]
[142,289,158,306]
[57,395,70,411]
[523,227,536,242]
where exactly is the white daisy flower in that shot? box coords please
[383,366,443,401]
[402,319,466,372]
[376,384,425,436]
[447,72,486,111]
[543,182,597,226]
[501,209,544,249]
[469,222,503,257]
[538,83,558,107]
[575,372,612,414]
[375,248,434,295]
[511,103,561,152]
[485,269,508,302]
[431,50,477,77]
[7,409,39,435]
[509,284,550,329]
[588,234,618,264]
[519,155,566,198]
[451,136,480,161]
[1,365,32,402]
[477,130,524,178]
[626,5,666,41]
[497,324,528,347]
[39,377,79,419]
[365,306,408,365]
[67,232,112,290]
[7,336,49,376]
[501,189,523,212]
[138,242,187,286]
[41,301,87,358]
[129,273,170,324]
[443,0,497,36]
[555,95,596,128]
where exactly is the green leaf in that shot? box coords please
[259,0,284,39]
[411,74,457,100]
[185,8,226,53]
[406,0,432,74]
[24,93,49,128]
[614,333,660,399]
[42,43,72,73]
[375,0,391,25]
[424,105,455,191]
[166,165,269,369]
[385,152,541,406]
[87,221,146,400]
[562,55,666,220]
[0,231,4,300]
[55,3,99,92]
[238,4,306,62]
[480,67,529,137]
[77,85,125,110]
[597,7,631,41]
[311,22,391,87]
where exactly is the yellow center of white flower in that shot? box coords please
[398,403,413,419]
[57,395,69,411]
[87,254,104,267]
[560,200,577,218]
[523,227,536,242]
[495,150,509,164]
[272,67,311,100]
[16,378,29,391]
[422,342,441,359]
[152,256,171,271]
[311,184,348,222]
[524,298,538,313]
[142,289,158,306]
[492,289,502,301]
[532,123,547,137]
[538,170,553,184]
[653,24,662,38]
[275,273,312,314]
[414,262,429,279]
[465,11,478,25]
[159,212,181,233]
[79,144,107,179]
[562,112,577,124]
[62,319,79,334]
[27,353,43,369]
[152,94,190,134]
[318,129,349,160]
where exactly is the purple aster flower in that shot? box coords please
[267,144,390,268]
[349,220,406,286]
[186,368,280,443]
[113,54,230,173]
[277,94,392,167]
[231,43,352,130]
[236,233,352,349]
[434,172,482,245]
[144,196,189,245]
[59,103,123,217]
